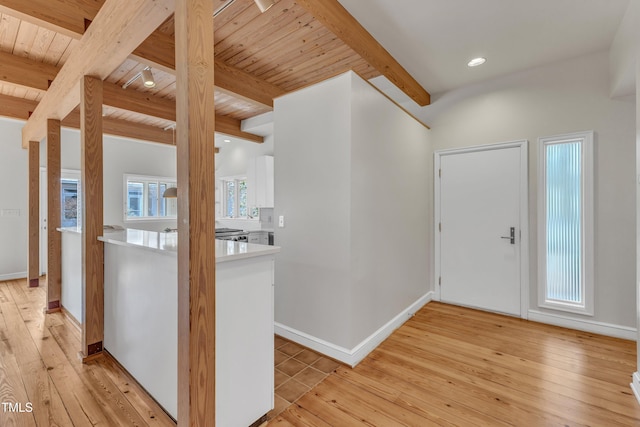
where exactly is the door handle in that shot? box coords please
[500,227,515,244]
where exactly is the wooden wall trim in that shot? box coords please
[175,0,217,424]
[27,140,40,288]
[46,119,62,312]
[80,76,104,361]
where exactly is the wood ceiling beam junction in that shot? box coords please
[0,0,283,109]
[0,50,263,143]
[21,0,175,148]
[295,0,431,106]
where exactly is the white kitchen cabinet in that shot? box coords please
[247,155,274,208]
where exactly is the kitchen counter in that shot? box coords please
[98,228,280,262]
[100,227,278,424]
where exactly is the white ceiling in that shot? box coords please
[337,0,630,96]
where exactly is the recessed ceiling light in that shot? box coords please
[467,57,486,67]
[224,139,231,143]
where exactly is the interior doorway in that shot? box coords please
[434,141,529,317]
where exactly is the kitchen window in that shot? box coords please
[537,131,594,315]
[220,177,258,219]
[124,174,177,221]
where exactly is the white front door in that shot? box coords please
[437,142,527,316]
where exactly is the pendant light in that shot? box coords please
[163,187,177,198]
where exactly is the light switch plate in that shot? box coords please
[278,215,284,228]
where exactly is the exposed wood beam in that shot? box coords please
[46,119,62,313]
[80,75,104,361]
[63,110,177,146]
[295,0,431,106]
[0,0,100,39]
[0,93,176,145]
[213,59,285,109]
[21,0,175,148]
[175,0,216,424]
[0,51,58,92]
[0,0,282,109]
[0,52,263,142]
[27,140,40,288]
[215,114,263,143]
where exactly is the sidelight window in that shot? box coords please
[538,131,593,315]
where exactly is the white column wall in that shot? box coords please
[274,74,353,348]
[274,72,431,359]
[349,73,431,346]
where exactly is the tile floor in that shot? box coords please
[267,335,341,420]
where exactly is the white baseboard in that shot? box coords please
[528,310,637,341]
[275,291,434,367]
[0,272,27,282]
[632,372,640,405]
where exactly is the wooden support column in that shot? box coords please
[175,0,217,425]
[46,119,62,312]
[79,75,104,361]
[27,140,40,288]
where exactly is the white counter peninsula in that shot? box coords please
[98,228,280,426]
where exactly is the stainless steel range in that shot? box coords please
[215,228,248,242]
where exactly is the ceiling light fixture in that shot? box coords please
[224,139,231,143]
[122,66,156,89]
[254,0,275,13]
[467,57,487,67]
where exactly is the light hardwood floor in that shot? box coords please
[269,302,640,426]
[3,277,640,426]
[0,278,175,426]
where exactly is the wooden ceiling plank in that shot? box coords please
[0,13,21,53]
[27,26,56,63]
[21,0,175,147]
[253,31,344,80]
[295,0,430,106]
[215,114,263,143]
[213,0,261,45]
[244,25,344,80]
[215,0,302,63]
[235,13,329,74]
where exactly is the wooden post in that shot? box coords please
[46,119,62,312]
[175,0,217,425]
[27,140,40,288]
[80,75,104,361]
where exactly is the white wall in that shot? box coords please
[41,128,178,231]
[274,74,353,348]
[349,74,431,345]
[274,72,431,357]
[214,135,273,230]
[0,118,28,279]
[0,117,177,278]
[422,51,636,329]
